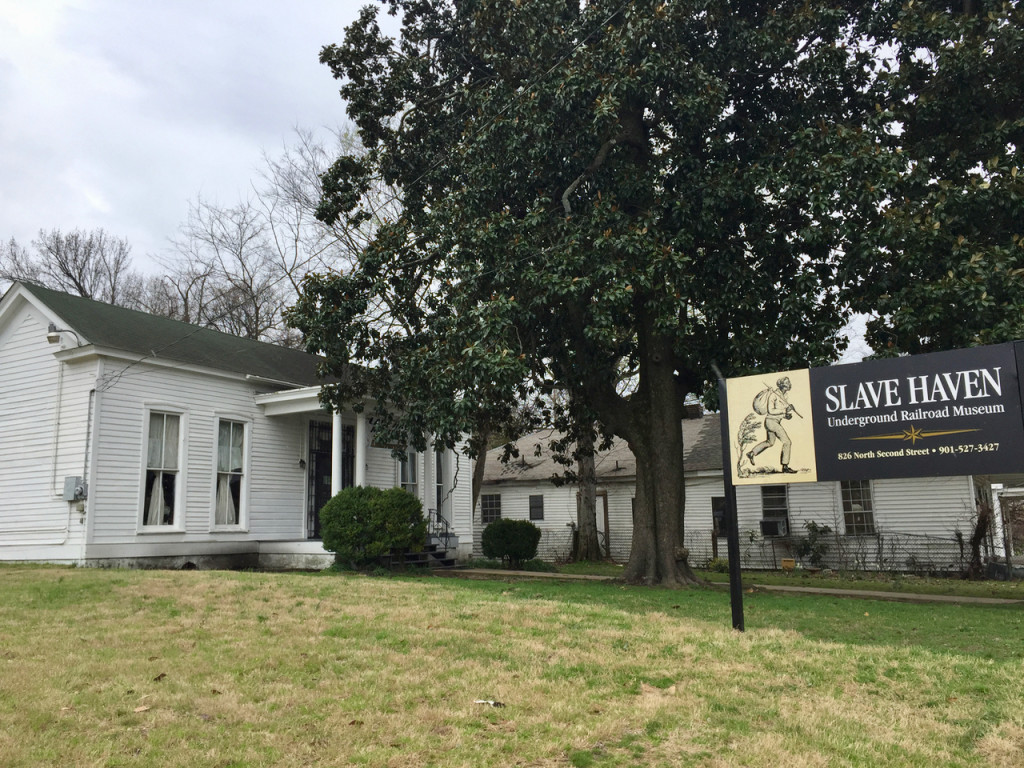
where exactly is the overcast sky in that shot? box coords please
[0,0,379,272]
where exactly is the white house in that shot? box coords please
[478,416,722,563]
[0,282,473,569]
[479,414,1008,572]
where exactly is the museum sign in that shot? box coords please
[724,341,1024,485]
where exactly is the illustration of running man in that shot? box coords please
[747,376,798,474]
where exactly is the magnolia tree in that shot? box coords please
[844,1,1024,354]
[289,0,1014,585]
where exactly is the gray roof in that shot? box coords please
[18,282,327,387]
[484,414,723,485]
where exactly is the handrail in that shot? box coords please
[426,508,453,551]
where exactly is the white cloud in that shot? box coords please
[0,0,364,269]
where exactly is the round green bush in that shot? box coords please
[481,518,542,569]
[320,486,427,568]
[705,557,730,573]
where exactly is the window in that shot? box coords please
[841,480,876,535]
[144,412,180,527]
[712,496,730,538]
[761,486,789,518]
[760,486,789,536]
[215,420,245,526]
[399,447,418,496]
[529,494,544,521]
[481,494,501,524]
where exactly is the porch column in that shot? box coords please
[423,433,436,512]
[331,410,344,496]
[354,412,368,487]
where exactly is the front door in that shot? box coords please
[307,421,355,539]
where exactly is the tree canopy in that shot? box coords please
[845,1,1024,354]
[290,0,1022,585]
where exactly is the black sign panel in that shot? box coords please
[810,343,1024,480]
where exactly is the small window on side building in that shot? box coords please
[841,480,876,535]
[481,493,501,524]
[529,494,544,521]
[712,496,730,538]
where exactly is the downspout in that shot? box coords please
[83,361,105,564]
[79,389,95,564]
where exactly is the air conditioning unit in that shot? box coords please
[759,519,788,537]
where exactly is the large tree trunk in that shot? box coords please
[576,430,602,561]
[469,427,490,515]
[619,326,699,586]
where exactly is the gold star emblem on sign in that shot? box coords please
[851,425,981,444]
[902,425,923,444]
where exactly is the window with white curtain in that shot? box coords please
[215,420,245,526]
[399,447,418,497]
[144,412,180,527]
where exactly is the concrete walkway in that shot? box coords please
[748,583,1023,606]
[440,568,1024,605]
[438,568,615,582]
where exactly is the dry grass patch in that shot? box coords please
[1,567,1022,767]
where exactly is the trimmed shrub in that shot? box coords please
[320,486,427,568]
[705,557,730,573]
[481,518,542,569]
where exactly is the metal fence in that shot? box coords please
[683,529,982,575]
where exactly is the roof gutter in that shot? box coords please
[244,373,309,389]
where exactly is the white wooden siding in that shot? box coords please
[89,360,309,548]
[602,483,635,562]
[870,476,976,534]
[683,475,726,534]
[447,448,474,557]
[473,483,577,561]
[0,307,92,561]
[478,474,727,563]
[359,438,474,550]
[481,469,977,568]
[734,476,975,538]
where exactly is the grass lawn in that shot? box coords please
[1,566,1022,767]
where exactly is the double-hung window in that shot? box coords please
[529,494,544,521]
[760,485,789,536]
[480,494,501,524]
[399,447,418,497]
[144,412,181,527]
[841,480,876,535]
[215,420,246,527]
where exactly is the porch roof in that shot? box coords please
[254,386,328,416]
[254,386,381,417]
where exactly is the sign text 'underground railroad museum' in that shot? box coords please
[724,342,1024,485]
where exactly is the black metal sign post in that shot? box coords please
[716,373,744,631]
